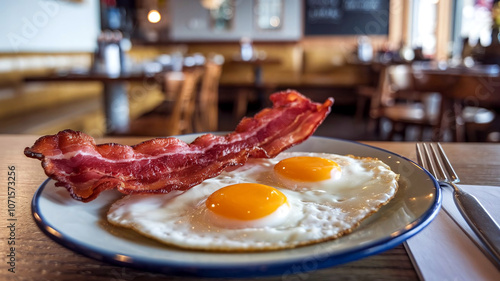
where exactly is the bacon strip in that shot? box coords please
[25,90,333,202]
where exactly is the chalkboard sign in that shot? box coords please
[304,0,390,36]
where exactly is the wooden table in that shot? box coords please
[24,71,166,135]
[230,56,282,86]
[1,134,499,280]
[411,63,500,141]
[230,57,282,118]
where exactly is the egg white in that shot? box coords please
[107,152,399,251]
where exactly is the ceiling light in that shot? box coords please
[200,0,224,10]
[147,10,161,23]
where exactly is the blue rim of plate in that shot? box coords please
[31,137,441,278]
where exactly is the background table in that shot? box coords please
[24,71,165,135]
[1,134,499,280]
[229,57,282,117]
[412,63,500,141]
[230,56,282,86]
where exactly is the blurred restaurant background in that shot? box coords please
[2,0,500,142]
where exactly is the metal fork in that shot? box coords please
[416,142,500,267]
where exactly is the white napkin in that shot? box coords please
[405,185,500,281]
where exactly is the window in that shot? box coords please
[410,0,438,57]
[210,0,234,31]
[255,0,283,30]
[460,0,493,46]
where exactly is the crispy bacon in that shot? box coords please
[25,90,333,202]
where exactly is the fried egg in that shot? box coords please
[107,152,399,251]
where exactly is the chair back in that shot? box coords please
[195,55,224,132]
[369,65,391,119]
[388,64,414,92]
[369,64,441,121]
[129,68,202,136]
[169,68,204,135]
[447,75,500,107]
[370,65,413,114]
[163,71,185,101]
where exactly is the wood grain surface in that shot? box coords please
[1,134,498,281]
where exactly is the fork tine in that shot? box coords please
[416,143,426,168]
[421,143,439,180]
[429,143,451,182]
[436,143,460,183]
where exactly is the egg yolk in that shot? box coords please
[274,156,340,182]
[205,183,288,220]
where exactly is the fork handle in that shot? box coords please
[452,183,500,267]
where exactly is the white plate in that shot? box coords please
[31,136,441,278]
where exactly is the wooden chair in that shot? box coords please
[163,71,185,101]
[373,64,497,141]
[441,74,498,141]
[194,55,224,132]
[355,85,376,123]
[355,63,383,123]
[369,64,441,141]
[129,68,203,136]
